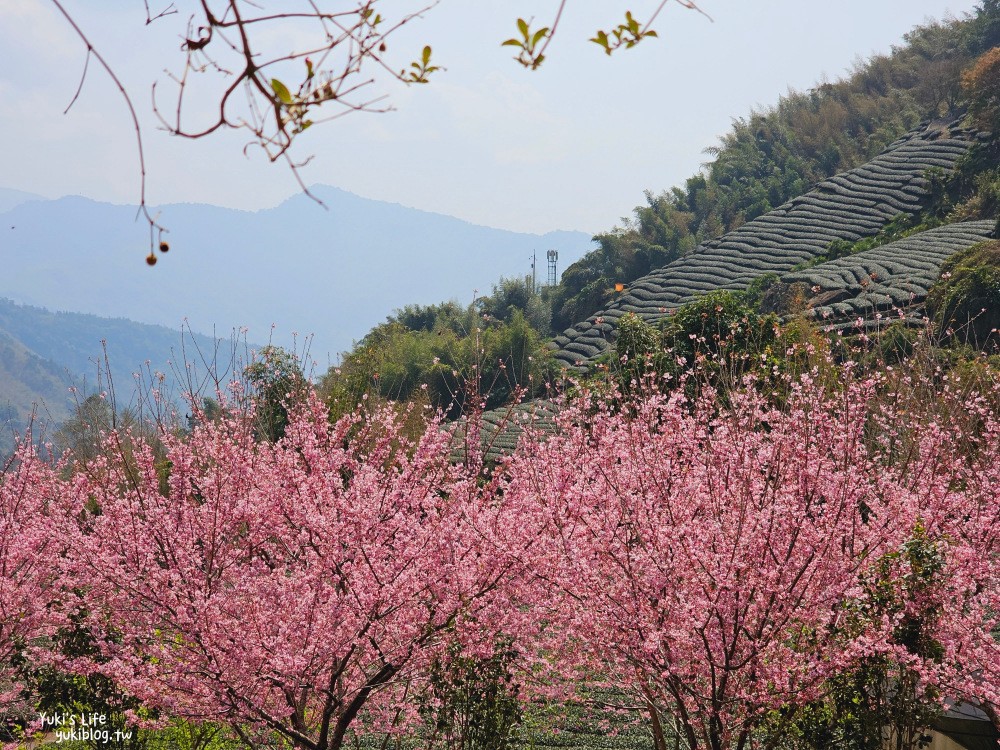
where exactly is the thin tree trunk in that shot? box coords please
[641,683,670,750]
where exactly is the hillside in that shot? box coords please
[0,298,229,389]
[548,6,1000,332]
[551,121,986,369]
[0,298,237,455]
[0,330,77,447]
[330,5,1000,459]
[466,129,997,458]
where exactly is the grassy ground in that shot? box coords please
[28,700,662,750]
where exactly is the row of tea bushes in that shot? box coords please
[786,219,996,329]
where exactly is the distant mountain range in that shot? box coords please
[0,185,594,368]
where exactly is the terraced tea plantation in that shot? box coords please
[456,123,998,459]
[449,398,563,463]
[551,122,986,370]
[786,219,996,329]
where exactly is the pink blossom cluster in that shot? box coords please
[0,442,66,716]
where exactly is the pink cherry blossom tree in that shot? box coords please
[0,440,64,718]
[65,396,514,750]
[495,371,1000,750]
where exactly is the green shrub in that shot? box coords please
[926,239,1000,349]
[421,643,522,750]
[662,290,778,366]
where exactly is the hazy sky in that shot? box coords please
[0,1,984,235]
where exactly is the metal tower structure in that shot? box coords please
[546,249,558,287]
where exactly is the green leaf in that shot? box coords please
[422,45,432,64]
[644,29,658,38]
[517,17,529,38]
[270,78,292,105]
[501,38,523,48]
[531,27,549,47]
[590,30,610,49]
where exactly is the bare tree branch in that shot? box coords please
[62,47,91,115]
[144,1,178,25]
[49,0,168,265]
